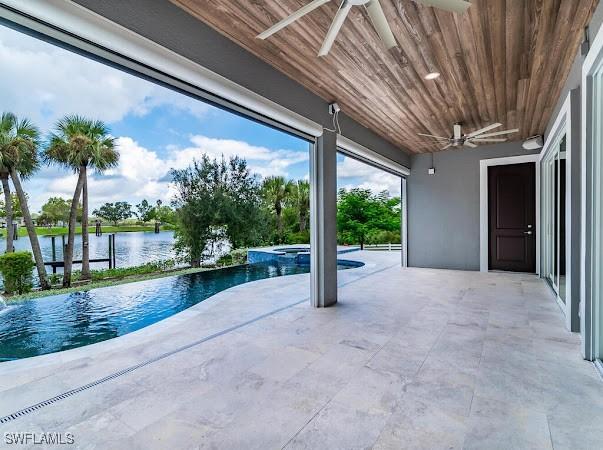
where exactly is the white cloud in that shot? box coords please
[337,156,401,196]
[29,134,308,211]
[0,26,209,132]
[180,135,308,178]
[110,137,166,181]
[47,173,79,195]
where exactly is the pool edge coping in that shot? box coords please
[0,254,372,372]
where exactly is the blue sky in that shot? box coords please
[0,25,400,212]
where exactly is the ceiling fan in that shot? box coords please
[257,0,472,57]
[418,122,520,150]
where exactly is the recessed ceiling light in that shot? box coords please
[425,72,441,80]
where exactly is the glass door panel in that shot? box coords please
[541,133,566,303]
[558,136,567,303]
[595,72,603,359]
[544,143,558,291]
[553,149,559,290]
[585,51,603,361]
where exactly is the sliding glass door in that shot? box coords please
[542,134,567,304]
[591,70,603,361]
[584,54,603,361]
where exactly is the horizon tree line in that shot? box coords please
[31,197,176,227]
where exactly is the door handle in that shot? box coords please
[524,231,533,235]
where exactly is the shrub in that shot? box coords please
[0,251,36,294]
[217,249,248,266]
[285,230,310,244]
[87,260,176,281]
[366,230,401,245]
[48,273,63,286]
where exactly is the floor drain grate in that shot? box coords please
[0,262,398,424]
[0,296,311,425]
[0,359,154,424]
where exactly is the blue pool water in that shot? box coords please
[0,260,361,361]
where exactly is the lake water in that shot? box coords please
[7,230,177,272]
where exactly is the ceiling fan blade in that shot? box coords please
[453,123,461,140]
[441,143,452,150]
[470,138,508,143]
[257,0,332,39]
[365,0,397,49]
[464,141,478,148]
[418,133,449,140]
[475,128,520,138]
[319,0,353,56]
[414,0,472,14]
[465,123,502,139]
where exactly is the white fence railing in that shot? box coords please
[363,243,402,251]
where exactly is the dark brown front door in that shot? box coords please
[488,163,536,272]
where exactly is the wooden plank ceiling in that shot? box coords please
[169,0,598,153]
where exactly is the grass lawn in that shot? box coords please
[0,224,175,238]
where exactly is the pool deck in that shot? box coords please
[1,251,602,449]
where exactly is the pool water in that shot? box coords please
[0,261,360,361]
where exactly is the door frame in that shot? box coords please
[539,92,577,332]
[480,154,541,273]
[581,19,603,362]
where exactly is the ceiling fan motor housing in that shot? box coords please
[452,122,463,146]
[452,138,465,147]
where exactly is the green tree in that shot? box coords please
[171,156,219,267]
[171,155,265,266]
[93,202,132,226]
[337,188,400,249]
[0,192,22,220]
[0,112,49,289]
[45,115,118,286]
[292,179,310,233]
[155,204,176,225]
[39,197,70,226]
[36,211,53,227]
[0,114,22,253]
[135,199,155,223]
[261,176,294,243]
[221,157,267,249]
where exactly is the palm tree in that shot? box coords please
[0,112,49,289]
[261,176,293,243]
[45,115,118,287]
[294,180,310,233]
[0,114,15,253]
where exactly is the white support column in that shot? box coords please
[310,130,338,307]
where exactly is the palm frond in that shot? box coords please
[45,115,119,173]
[0,111,41,176]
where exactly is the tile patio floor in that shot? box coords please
[1,251,602,449]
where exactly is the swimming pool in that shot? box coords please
[0,260,362,361]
